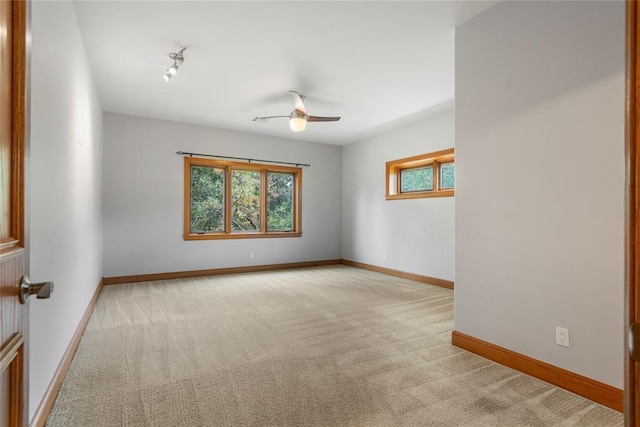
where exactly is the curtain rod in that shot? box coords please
[176,151,310,167]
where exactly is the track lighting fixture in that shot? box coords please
[163,47,186,82]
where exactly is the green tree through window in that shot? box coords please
[401,166,433,192]
[232,170,261,231]
[267,172,294,231]
[440,162,455,189]
[190,166,224,233]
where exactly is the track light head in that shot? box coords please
[162,47,186,82]
[169,48,186,64]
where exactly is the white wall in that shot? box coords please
[103,113,342,277]
[455,1,624,388]
[29,0,103,420]
[342,104,455,281]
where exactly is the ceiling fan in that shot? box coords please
[253,91,341,132]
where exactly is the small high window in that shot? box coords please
[386,148,454,200]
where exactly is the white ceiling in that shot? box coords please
[73,1,498,145]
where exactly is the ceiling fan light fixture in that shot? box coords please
[254,91,340,132]
[163,73,172,82]
[168,64,178,75]
[289,111,307,132]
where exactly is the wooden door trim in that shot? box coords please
[0,334,23,374]
[0,0,29,425]
[0,0,26,258]
[10,0,26,249]
[627,0,639,424]
[0,333,24,426]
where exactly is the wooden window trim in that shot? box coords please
[386,148,454,200]
[184,157,302,240]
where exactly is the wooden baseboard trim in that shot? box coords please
[341,259,454,289]
[103,259,452,289]
[103,259,343,285]
[451,330,623,412]
[29,279,105,427]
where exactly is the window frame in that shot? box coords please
[184,157,302,240]
[386,148,454,200]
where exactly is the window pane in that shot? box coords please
[267,172,294,231]
[232,170,261,231]
[440,162,455,189]
[401,166,433,192]
[190,166,225,233]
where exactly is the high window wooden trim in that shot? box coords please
[386,148,455,200]
[184,157,302,240]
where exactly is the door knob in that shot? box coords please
[20,276,54,304]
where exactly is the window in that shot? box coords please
[401,165,433,192]
[184,157,301,239]
[440,161,455,189]
[386,148,454,200]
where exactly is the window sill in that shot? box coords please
[386,190,454,200]
[184,232,302,241]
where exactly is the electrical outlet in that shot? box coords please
[555,327,569,347]
[249,252,254,259]
[384,253,389,261]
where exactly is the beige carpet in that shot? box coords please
[47,266,623,426]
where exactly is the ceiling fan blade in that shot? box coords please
[307,116,341,122]
[253,115,289,123]
[289,91,307,115]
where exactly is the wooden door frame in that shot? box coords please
[0,0,29,425]
[627,0,639,425]
[0,0,27,252]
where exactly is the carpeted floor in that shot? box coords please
[47,265,623,426]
